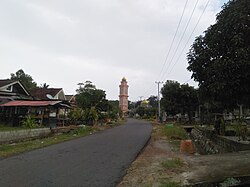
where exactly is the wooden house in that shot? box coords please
[0,80,70,127]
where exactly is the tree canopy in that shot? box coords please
[76,81,108,111]
[10,69,37,91]
[161,80,198,121]
[187,0,250,108]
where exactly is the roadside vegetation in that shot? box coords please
[161,158,184,170]
[163,124,188,140]
[0,126,91,158]
[159,181,181,187]
[0,120,124,158]
[0,124,24,131]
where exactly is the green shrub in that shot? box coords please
[164,125,188,140]
[160,181,181,187]
[21,116,38,128]
[70,126,91,135]
[161,158,184,169]
[220,178,240,187]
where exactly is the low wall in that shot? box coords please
[191,127,250,154]
[0,128,51,144]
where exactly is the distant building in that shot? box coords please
[119,77,129,116]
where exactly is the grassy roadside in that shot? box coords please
[0,124,30,131]
[0,120,125,158]
[0,127,92,158]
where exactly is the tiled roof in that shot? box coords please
[0,79,16,88]
[30,88,62,99]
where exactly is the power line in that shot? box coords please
[144,0,209,99]
[183,78,192,84]
[165,0,211,79]
[160,0,199,80]
[144,0,189,98]
[158,0,189,80]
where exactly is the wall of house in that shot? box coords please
[0,128,51,144]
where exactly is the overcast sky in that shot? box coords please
[1,0,228,101]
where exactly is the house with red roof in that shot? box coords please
[0,79,70,127]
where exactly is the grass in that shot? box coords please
[0,119,125,158]
[0,123,45,132]
[161,158,185,169]
[0,124,25,131]
[163,125,188,140]
[0,126,92,158]
[160,181,181,187]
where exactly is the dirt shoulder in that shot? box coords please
[118,122,250,187]
[118,122,188,187]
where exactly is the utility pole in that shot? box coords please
[155,81,163,121]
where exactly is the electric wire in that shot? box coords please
[144,0,189,98]
[144,0,210,99]
[157,0,189,80]
[183,78,192,84]
[164,0,211,80]
[160,0,199,81]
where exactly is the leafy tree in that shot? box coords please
[187,0,250,109]
[161,80,198,121]
[10,69,37,91]
[68,107,85,124]
[136,106,145,117]
[161,80,182,116]
[76,81,106,110]
[107,100,119,120]
[147,95,158,108]
[179,84,199,121]
[75,81,116,124]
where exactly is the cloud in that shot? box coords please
[0,0,227,100]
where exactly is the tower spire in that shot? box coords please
[119,77,129,117]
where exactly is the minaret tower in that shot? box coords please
[119,77,129,116]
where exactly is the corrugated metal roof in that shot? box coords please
[0,100,61,107]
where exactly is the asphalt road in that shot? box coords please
[0,118,152,187]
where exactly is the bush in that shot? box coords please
[70,126,91,135]
[21,116,38,128]
[164,125,188,140]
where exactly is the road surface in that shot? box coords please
[0,118,152,187]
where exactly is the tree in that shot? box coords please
[40,83,49,88]
[187,0,250,109]
[147,95,158,108]
[161,80,198,121]
[179,84,199,121]
[76,81,106,110]
[75,81,113,125]
[10,69,37,91]
[161,80,182,116]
